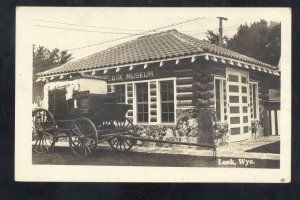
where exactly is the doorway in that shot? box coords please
[227,68,251,142]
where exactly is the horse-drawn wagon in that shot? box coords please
[32,75,216,158]
[32,75,138,158]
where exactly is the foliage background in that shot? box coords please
[205,20,281,66]
[32,45,73,105]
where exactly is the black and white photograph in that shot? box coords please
[15,7,291,182]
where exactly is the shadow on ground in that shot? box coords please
[245,141,280,154]
[32,146,279,168]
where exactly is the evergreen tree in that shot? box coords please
[205,20,281,66]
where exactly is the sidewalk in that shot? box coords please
[128,136,280,160]
[54,136,280,160]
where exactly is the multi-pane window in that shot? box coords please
[215,78,225,122]
[160,80,174,123]
[136,82,149,123]
[114,84,126,103]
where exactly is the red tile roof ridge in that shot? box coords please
[136,29,178,39]
[169,30,205,52]
[38,29,278,76]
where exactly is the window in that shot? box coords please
[136,82,149,123]
[160,80,174,123]
[228,75,239,82]
[250,83,259,119]
[241,76,247,83]
[229,85,239,92]
[215,78,225,122]
[230,107,239,113]
[114,84,126,103]
[48,89,67,113]
[242,86,247,93]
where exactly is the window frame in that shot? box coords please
[214,76,226,122]
[135,82,150,123]
[249,81,260,120]
[113,84,126,103]
[158,80,175,124]
[108,83,128,103]
[108,77,176,125]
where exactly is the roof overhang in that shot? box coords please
[36,53,280,82]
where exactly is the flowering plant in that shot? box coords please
[213,122,229,145]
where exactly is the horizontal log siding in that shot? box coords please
[174,67,195,109]
[176,77,194,85]
[177,100,194,107]
[126,83,133,119]
[176,85,194,93]
[149,81,158,123]
[177,93,193,101]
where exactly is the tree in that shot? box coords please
[204,30,229,47]
[33,45,73,106]
[205,20,281,66]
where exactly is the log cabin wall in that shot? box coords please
[105,57,279,146]
[105,58,232,146]
[106,59,203,147]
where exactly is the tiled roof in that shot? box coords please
[38,29,278,76]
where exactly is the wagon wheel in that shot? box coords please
[69,117,98,158]
[32,108,56,153]
[108,117,137,152]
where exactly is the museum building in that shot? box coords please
[37,30,280,144]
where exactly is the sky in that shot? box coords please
[29,7,281,61]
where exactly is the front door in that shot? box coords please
[227,69,251,142]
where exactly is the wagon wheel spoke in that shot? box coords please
[117,139,122,150]
[85,145,92,155]
[39,137,44,152]
[108,118,136,152]
[111,138,118,146]
[71,129,81,136]
[42,134,49,152]
[42,130,54,137]
[44,135,50,150]
[32,109,56,154]
[32,133,40,141]
[37,137,42,152]
[41,137,46,152]
[74,124,82,135]
[33,122,42,129]
[44,120,54,130]
[69,117,98,158]
[124,139,132,148]
[33,136,41,152]
[70,138,80,148]
[121,140,127,150]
